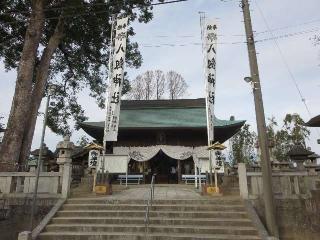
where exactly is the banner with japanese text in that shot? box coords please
[204,20,217,146]
[104,16,129,142]
[88,150,100,168]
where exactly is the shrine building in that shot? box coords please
[80,98,245,183]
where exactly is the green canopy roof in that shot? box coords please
[82,108,243,129]
[80,99,245,142]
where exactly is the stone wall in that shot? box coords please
[251,190,320,240]
[0,198,55,240]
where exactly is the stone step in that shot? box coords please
[81,177,93,184]
[39,193,261,239]
[51,216,254,227]
[222,189,240,195]
[38,231,262,240]
[45,224,259,235]
[66,198,243,205]
[62,203,246,211]
[223,189,240,193]
[56,210,249,218]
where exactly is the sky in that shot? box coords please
[0,0,320,154]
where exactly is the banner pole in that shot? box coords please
[102,14,116,183]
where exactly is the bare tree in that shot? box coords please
[166,70,188,99]
[143,71,155,100]
[154,70,166,99]
[128,70,188,100]
[128,71,155,100]
[128,75,145,100]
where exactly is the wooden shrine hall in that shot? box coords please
[80,98,245,184]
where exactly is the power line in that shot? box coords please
[0,0,189,25]
[133,26,320,46]
[256,27,320,43]
[253,0,320,137]
[134,26,320,40]
[1,26,319,48]
[2,0,320,42]
[255,18,320,35]
[0,0,189,15]
[130,19,320,39]
[253,1,311,115]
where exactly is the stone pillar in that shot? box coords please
[18,231,31,240]
[61,159,72,198]
[56,136,74,198]
[16,176,23,193]
[2,176,12,193]
[29,166,36,172]
[238,163,249,199]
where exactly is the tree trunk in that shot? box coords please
[0,0,45,171]
[18,16,65,166]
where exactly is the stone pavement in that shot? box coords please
[71,184,206,200]
[110,184,203,200]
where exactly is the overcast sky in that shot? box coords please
[0,0,319,154]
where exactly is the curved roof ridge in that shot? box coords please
[121,98,206,110]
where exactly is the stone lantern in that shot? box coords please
[287,145,314,171]
[308,153,320,164]
[305,153,320,174]
[56,135,74,197]
[30,143,54,172]
[28,158,37,172]
[56,136,74,168]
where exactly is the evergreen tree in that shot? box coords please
[229,124,257,165]
[267,114,310,162]
[0,0,164,170]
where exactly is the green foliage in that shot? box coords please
[229,124,257,165]
[267,114,310,162]
[77,135,90,147]
[229,114,310,165]
[283,113,310,146]
[0,116,4,130]
[0,0,162,135]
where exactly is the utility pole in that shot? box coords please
[29,87,52,231]
[241,0,279,237]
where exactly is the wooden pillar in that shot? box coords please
[177,160,181,184]
[194,162,198,188]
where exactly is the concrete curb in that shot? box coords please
[30,198,66,240]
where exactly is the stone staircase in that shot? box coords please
[38,197,262,240]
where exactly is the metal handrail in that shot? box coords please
[144,174,155,237]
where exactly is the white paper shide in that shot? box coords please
[104,17,129,142]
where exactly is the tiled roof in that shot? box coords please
[81,98,244,129]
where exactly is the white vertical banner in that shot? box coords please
[204,20,217,145]
[204,20,218,172]
[104,16,129,142]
